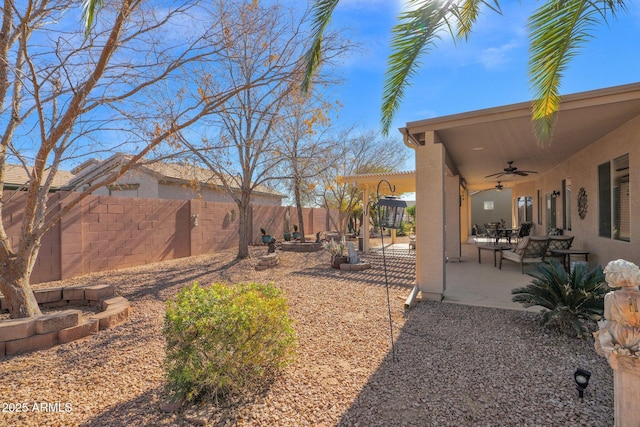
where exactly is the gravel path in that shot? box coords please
[0,247,613,426]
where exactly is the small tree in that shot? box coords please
[316,130,408,235]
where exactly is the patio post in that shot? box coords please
[415,131,446,300]
[362,186,370,253]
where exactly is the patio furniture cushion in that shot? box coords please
[500,236,549,273]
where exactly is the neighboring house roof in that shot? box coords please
[3,164,74,190]
[68,153,284,198]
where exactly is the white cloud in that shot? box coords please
[478,40,521,70]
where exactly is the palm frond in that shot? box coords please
[528,0,627,147]
[381,1,456,134]
[82,0,104,36]
[451,0,501,40]
[302,0,340,94]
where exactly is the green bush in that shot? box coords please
[163,282,296,404]
[511,260,608,338]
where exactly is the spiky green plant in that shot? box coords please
[512,259,608,338]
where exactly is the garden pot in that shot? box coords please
[331,255,348,268]
[284,232,292,241]
[261,235,272,244]
[293,232,301,239]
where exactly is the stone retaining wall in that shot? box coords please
[0,285,130,358]
[280,242,323,252]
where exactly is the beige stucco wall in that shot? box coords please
[94,169,282,206]
[158,182,282,206]
[512,114,640,268]
[93,169,159,198]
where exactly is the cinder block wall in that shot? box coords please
[2,192,336,284]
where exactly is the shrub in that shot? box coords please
[511,260,608,338]
[163,282,296,404]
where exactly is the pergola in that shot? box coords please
[338,171,415,252]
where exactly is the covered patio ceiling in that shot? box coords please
[402,82,640,192]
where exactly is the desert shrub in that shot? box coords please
[511,259,608,338]
[164,282,296,404]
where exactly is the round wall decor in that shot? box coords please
[577,187,588,220]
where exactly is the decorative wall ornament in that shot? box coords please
[577,187,588,220]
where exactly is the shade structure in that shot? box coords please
[377,196,407,229]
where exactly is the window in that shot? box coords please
[517,196,533,223]
[599,154,630,241]
[562,178,571,231]
[546,193,556,231]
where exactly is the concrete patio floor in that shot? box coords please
[368,239,538,312]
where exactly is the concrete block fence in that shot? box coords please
[0,285,130,358]
[2,191,336,284]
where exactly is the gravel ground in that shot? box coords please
[0,246,613,426]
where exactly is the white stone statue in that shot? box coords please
[595,259,640,358]
[594,260,640,427]
[347,242,359,264]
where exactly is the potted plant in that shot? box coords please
[260,228,272,245]
[323,237,347,268]
[292,224,301,240]
[283,228,292,241]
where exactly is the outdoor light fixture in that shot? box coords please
[377,195,407,229]
[552,190,561,198]
[368,179,407,363]
[574,368,591,398]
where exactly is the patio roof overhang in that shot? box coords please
[402,82,640,192]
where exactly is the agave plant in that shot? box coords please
[512,259,608,338]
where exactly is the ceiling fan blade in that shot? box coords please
[518,170,538,174]
[485,172,505,178]
[514,171,528,176]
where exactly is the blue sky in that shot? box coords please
[322,0,640,171]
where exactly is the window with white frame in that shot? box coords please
[598,154,630,241]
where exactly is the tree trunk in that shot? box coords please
[0,257,42,318]
[237,196,251,259]
[294,179,306,243]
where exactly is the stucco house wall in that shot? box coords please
[470,188,513,232]
[512,114,640,267]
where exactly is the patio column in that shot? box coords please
[362,187,370,253]
[445,174,461,262]
[415,131,446,300]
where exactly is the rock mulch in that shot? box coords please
[0,247,613,426]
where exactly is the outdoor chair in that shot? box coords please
[514,222,533,243]
[485,223,500,244]
[499,236,549,274]
[545,235,574,262]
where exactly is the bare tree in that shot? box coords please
[179,2,345,258]
[0,0,289,318]
[272,90,338,243]
[317,130,408,235]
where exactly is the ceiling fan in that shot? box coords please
[495,181,504,191]
[485,161,538,179]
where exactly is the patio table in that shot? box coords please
[477,244,513,267]
[549,249,590,271]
